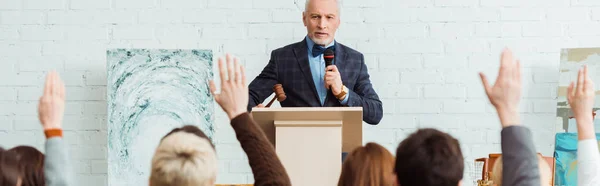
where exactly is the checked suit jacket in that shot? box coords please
[247,38,383,125]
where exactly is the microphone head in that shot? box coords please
[324,48,334,66]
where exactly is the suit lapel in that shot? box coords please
[293,39,321,105]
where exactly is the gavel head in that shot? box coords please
[273,84,287,102]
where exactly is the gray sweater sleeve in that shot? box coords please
[500,126,540,186]
[44,137,73,186]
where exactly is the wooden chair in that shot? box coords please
[476,153,555,186]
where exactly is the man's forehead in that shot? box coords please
[305,0,339,14]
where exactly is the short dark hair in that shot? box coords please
[162,125,215,149]
[395,128,464,186]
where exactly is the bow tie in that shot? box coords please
[312,45,335,57]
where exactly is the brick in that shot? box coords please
[160,0,206,8]
[0,116,13,131]
[78,131,107,145]
[66,87,105,101]
[69,145,106,159]
[0,0,21,9]
[443,100,487,113]
[419,114,465,129]
[379,55,422,69]
[182,10,228,23]
[547,8,591,21]
[500,8,545,21]
[423,55,468,69]
[65,102,84,115]
[202,25,246,39]
[14,116,42,131]
[14,102,38,115]
[429,23,474,39]
[364,8,413,23]
[343,0,382,8]
[0,26,18,40]
[522,22,564,37]
[155,25,201,41]
[43,42,106,58]
[0,88,16,100]
[2,72,44,86]
[377,114,417,128]
[61,71,85,86]
[228,10,270,23]
[424,85,466,98]
[364,128,396,144]
[95,10,138,24]
[369,70,400,84]
[574,0,600,6]
[0,11,45,25]
[64,26,109,41]
[24,0,65,9]
[64,58,105,72]
[480,0,533,7]
[112,26,156,40]
[339,8,365,23]
[402,70,443,84]
[20,25,65,41]
[84,102,107,115]
[138,10,183,24]
[216,173,247,184]
[475,23,522,37]
[533,100,557,113]
[337,24,383,39]
[449,130,486,144]
[114,0,157,9]
[63,116,104,130]
[533,68,560,83]
[395,100,442,113]
[252,0,296,9]
[248,24,295,39]
[73,175,106,186]
[85,71,107,86]
[397,39,444,54]
[464,114,502,129]
[382,23,427,38]
[70,0,110,9]
[415,8,499,22]
[70,160,91,173]
[377,84,420,99]
[216,144,246,160]
[223,40,267,55]
[445,39,489,54]
[228,160,252,173]
[434,0,478,7]
[0,131,41,147]
[208,0,252,8]
[17,87,42,101]
[523,84,554,98]
[271,9,302,23]
[488,38,536,54]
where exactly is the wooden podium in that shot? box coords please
[251,107,363,186]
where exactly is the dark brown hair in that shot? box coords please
[162,125,215,149]
[338,142,396,186]
[0,147,21,186]
[395,128,464,186]
[9,146,45,186]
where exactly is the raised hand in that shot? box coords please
[567,65,596,140]
[479,48,522,127]
[209,54,249,120]
[38,71,66,130]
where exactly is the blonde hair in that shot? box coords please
[491,154,552,186]
[149,131,218,186]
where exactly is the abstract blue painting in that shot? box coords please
[554,133,600,186]
[107,49,214,186]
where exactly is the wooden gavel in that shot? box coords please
[265,84,287,107]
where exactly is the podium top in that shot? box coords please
[251,107,363,152]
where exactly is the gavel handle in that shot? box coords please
[265,96,277,107]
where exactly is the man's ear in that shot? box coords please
[302,12,307,26]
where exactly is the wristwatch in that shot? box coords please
[335,85,348,100]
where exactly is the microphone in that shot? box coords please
[324,48,334,69]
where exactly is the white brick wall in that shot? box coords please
[0,0,594,185]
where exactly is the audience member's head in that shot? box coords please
[491,154,552,186]
[8,146,45,186]
[149,125,217,186]
[0,147,22,186]
[338,142,396,186]
[395,128,464,186]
